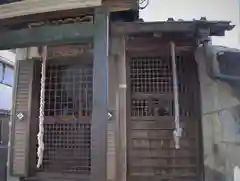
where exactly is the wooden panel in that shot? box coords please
[38,63,93,175]
[11,59,34,176]
[126,37,202,181]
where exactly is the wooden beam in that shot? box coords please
[104,0,138,11]
[111,22,195,35]
[0,22,94,50]
[91,8,109,181]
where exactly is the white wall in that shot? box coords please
[0,84,13,112]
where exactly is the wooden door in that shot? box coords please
[38,58,93,179]
[126,37,202,181]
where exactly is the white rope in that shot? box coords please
[37,46,47,168]
[170,41,182,149]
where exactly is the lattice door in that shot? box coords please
[127,48,202,181]
[40,61,92,175]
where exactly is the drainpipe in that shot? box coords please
[170,41,182,149]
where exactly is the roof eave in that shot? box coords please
[111,20,235,37]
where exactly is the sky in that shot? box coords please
[139,0,240,49]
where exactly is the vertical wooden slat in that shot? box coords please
[10,59,34,176]
[91,7,109,181]
[107,119,116,181]
[107,42,118,181]
[107,36,126,181]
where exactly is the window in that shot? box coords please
[0,63,3,81]
[3,65,14,86]
[0,62,14,87]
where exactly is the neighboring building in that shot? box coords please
[0,50,15,115]
[0,50,15,181]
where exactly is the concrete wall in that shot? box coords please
[195,46,240,181]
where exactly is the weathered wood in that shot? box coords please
[104,0,137,11]
[107,37,118,181]
[9,59,35,177]
[0,23,94,50]
[91,8,109,181]
[0,0,137,29]
[126,37,202,180]
[112,22,195,35]
[111,21,234,36]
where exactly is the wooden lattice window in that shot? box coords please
[40,61,93,175]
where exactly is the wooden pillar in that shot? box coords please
[115,36,127,181]
[91,8,109,181]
